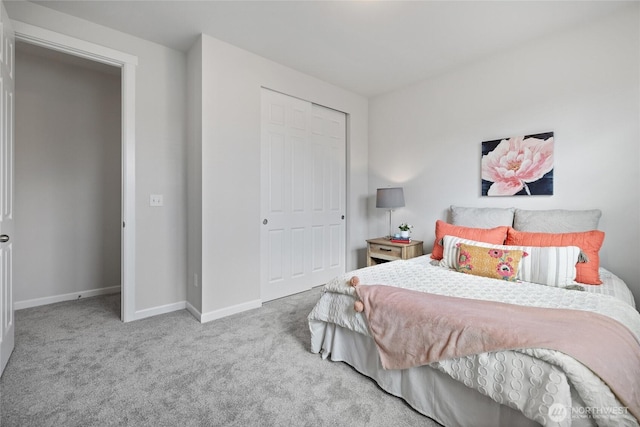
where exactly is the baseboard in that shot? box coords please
[199,299,262,324]
[185,301,202,322]
[17,290,262,324]
[132,301,187,321]
[15,286,122,310]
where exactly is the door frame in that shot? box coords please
[12,21,138,322]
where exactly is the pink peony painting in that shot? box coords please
[481,132,554,196]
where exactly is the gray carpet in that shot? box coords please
[0,288,441,426]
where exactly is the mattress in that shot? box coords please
[308,256,640,427]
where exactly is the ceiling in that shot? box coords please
[25,0,631,97]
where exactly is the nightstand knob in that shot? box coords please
[263,219,268,225]
[341,215,345,220]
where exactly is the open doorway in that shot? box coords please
[8,19,138,322]
[14,41,122,316]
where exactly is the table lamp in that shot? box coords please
[376,187,405,239]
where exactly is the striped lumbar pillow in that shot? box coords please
[440,235,581,287]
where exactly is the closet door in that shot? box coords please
[260,89,346,301]
[0,0,14,377]
[309,103,346,286]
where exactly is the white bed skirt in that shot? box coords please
[311,320,596,427]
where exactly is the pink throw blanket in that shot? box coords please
[355,284,640,421]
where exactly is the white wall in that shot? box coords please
[186,37,202,313]
[6,2,188,314]
[369,5,640,303]
[15,44,121,305]
[189,34,368,318]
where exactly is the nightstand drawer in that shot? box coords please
[366,237,423,267]
[369,243,402,259]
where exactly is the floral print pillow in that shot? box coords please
[455,243,526,282]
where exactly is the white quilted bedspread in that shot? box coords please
[308,257,640,427]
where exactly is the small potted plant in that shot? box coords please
[398,223,413,239]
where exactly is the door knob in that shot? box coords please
[0,234,9,243]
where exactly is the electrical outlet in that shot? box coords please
[193,273,199,287]
[150,194,164,207]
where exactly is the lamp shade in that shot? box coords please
[376,187,405,209]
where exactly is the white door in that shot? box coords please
[0,0,14,377]
[309,103,346,286]
[260,89,345,301]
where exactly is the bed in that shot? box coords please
[307,207,640,427]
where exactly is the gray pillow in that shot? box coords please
[513,209,601,233]
[450,206,515,228]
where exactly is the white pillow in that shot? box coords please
[440,235,581,287]
[513,209,601,233]
[450,205,515,228]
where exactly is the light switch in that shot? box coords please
[150,194,164,207]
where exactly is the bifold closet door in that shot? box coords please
[260,89,345,301]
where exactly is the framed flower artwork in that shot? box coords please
[481,131,554,196]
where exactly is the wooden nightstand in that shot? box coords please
[366,237,424,266]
